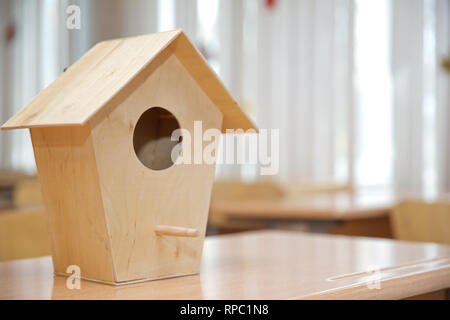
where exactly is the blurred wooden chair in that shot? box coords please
[0,207,50,261]
[391,199,450,245]
[0,172,48,261]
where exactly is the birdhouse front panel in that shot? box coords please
[89,51,223,283]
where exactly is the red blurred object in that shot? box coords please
[265,0,277,9]
[5,21,15,44]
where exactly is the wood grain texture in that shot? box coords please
[155,225,199,238]
[2,30,180,129]
[1,30,255,133]
[2,30,255,284]
[90,52,223,283]
[30,125,115,283]
[0,231,449,300]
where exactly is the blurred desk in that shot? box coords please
[211,190,393,220]
[210,190,395,237]
[0,231,449,299]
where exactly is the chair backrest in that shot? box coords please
[0,207,50,261]
[391,199,450,245]
[13,178,43,208]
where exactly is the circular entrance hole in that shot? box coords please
[133,107,181,171]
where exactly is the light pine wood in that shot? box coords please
[0,231,449,300]
[30,125,116,283]
[90,52,222,283]
[155,225,199,237]
[1,30,255,284]
[0,207,50,261]
[1,30,255,133]
[1,31,180,129]
[391,200,450,244]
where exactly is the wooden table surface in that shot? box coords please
[211,190,394,221]
[1,230,449,300]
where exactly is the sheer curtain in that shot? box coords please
[392,0,450,197]
[253,0,355,185]
[1,0,449,197]
[217,0,450,197]
[0,0,71,173]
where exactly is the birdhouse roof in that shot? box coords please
[1,30,256,133]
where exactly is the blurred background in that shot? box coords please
[0,0,449,261]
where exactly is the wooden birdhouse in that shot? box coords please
[1,30,256,285]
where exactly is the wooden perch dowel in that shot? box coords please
[155,225,199,238]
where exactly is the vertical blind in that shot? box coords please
[0,0,448,197]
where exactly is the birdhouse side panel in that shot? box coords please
[30,125,115,283]
[90,52,223,283]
